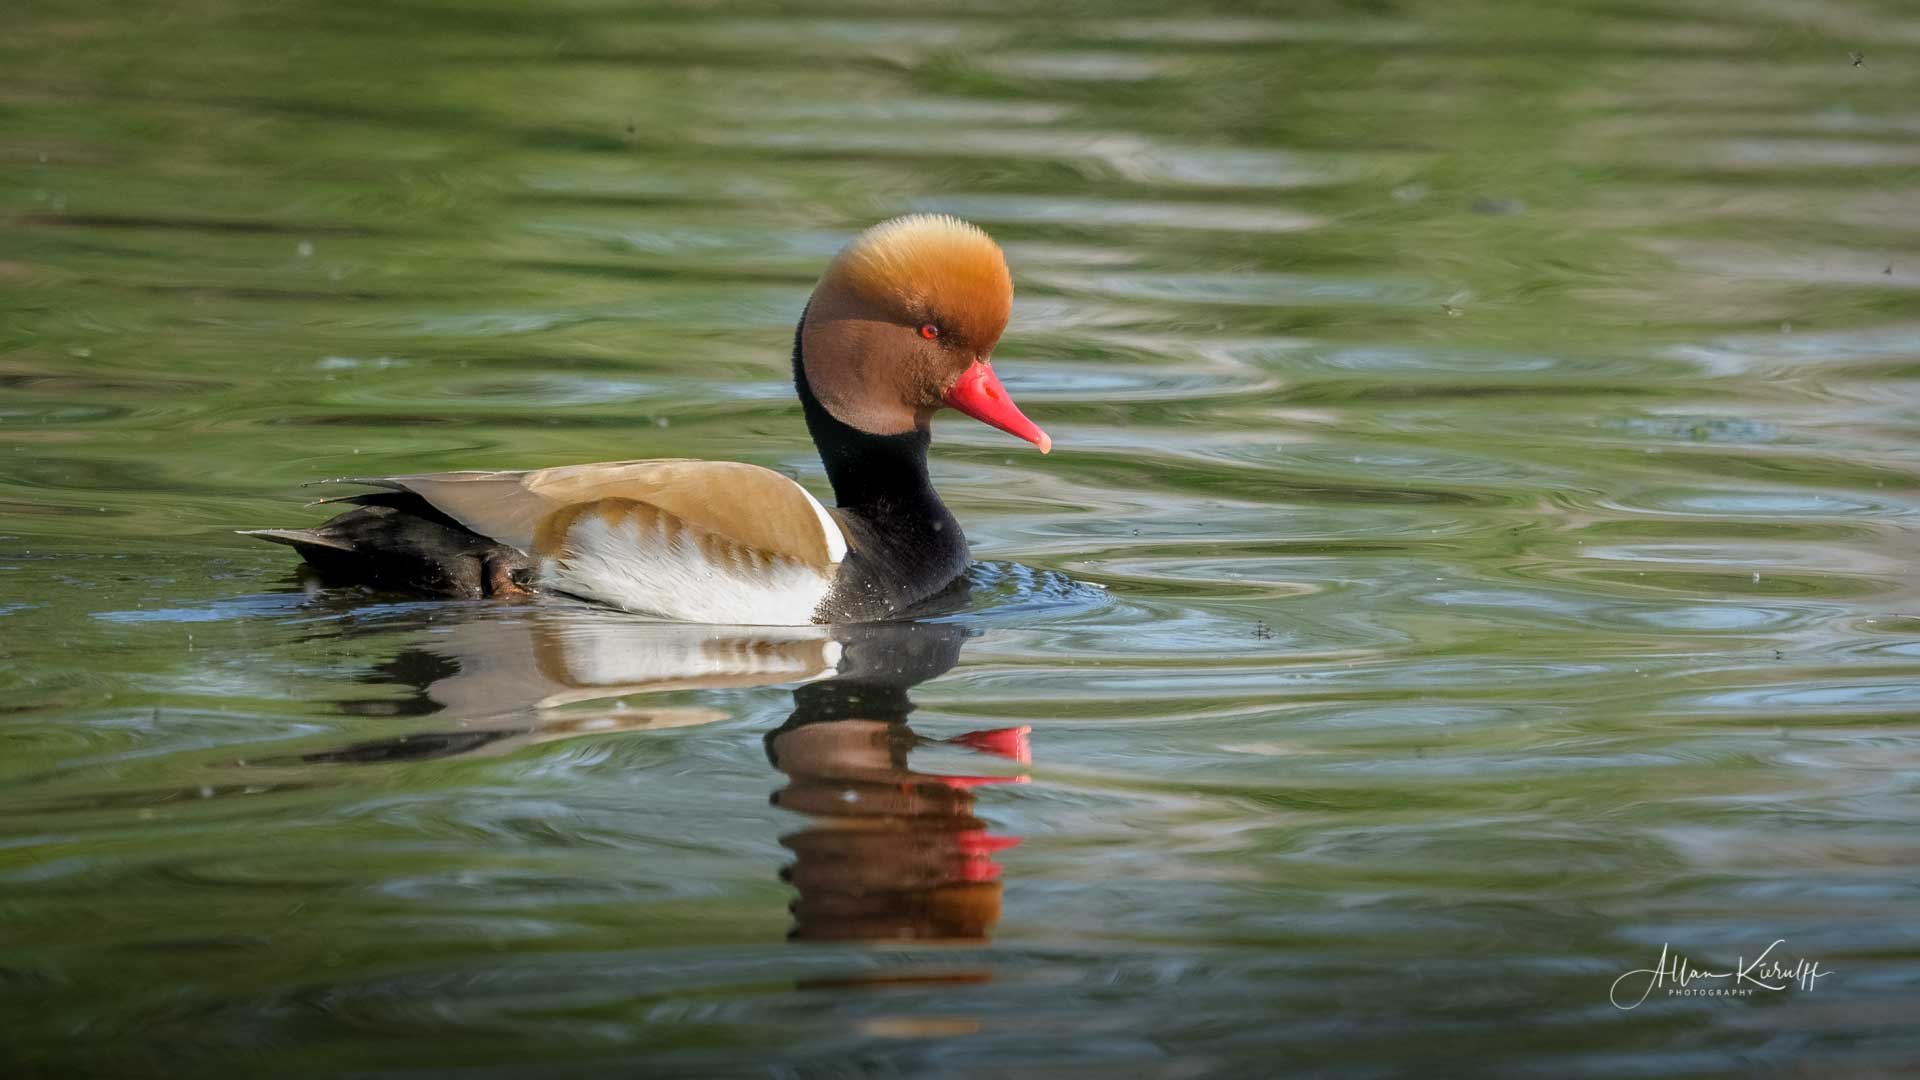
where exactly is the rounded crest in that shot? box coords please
[822,214,1012,351]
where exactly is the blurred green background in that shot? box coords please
[3,1,1918,1074]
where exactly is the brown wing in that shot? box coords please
[367,459,848,569]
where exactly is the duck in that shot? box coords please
[242,213,1051,625]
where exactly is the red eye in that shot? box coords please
[919,323,940,340]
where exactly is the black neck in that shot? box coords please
[791,314,944,517]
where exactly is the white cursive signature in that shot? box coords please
[1610,940,1833,1010]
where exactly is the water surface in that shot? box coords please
[4,1,1919,1074]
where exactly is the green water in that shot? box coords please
[4,0,1919,1074]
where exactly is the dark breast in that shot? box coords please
[819,502,971,622]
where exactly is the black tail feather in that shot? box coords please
[242,497,527,599]
[237,527,352,553]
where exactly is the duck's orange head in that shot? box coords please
[801,214,1049,452]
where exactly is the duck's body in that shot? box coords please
[245,215,1049,625]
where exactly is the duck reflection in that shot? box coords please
[297,610,846,761]
[766,623,1027,943]
[290,604,1028,944]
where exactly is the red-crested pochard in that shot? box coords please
[244,214,1051,624]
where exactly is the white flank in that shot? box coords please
[539,512,833,625]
